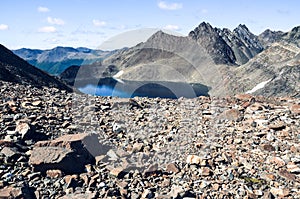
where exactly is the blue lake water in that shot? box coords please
[77,78,210,99]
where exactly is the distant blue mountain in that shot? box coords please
[13,46,114,75]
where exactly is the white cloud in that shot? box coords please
[47,17,65,25]
[93,19,107,27]
[38,26,56,33]
[38,6,50,13]
[0,24,8,30]
[164,24,180,31]
[158,1,182,10]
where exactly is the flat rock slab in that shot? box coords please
[29,133,110,174]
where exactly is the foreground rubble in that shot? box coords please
[0,81,299,198]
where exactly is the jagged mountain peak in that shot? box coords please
[235,24,249,31]
[198,21,214,30]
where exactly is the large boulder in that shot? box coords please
[29,133,110,174]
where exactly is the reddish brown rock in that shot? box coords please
[200,167,212,176]
[0,186,13,198]
[268,157,286,167]
[29,133,109,174]
[109,167,126,178]
[0,186,34,198]
[46,169,63,178]
[166,163,180,173]
[270,187,290,197]
[235,94,254,101]
[290,104,300,114]
[278,169,296,181]
[219,108,241,121]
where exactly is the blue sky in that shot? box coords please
[1,0,299,50]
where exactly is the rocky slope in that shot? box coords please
[0,44,71,91]
[230,42,300,97]
[13,47,115,75]
[0,81,299,198]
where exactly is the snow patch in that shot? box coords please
[245,78,272,94]
[113,70,124,78]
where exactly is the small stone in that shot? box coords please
[58,192,98,199]
[132,143,143,153]
[246,103,264,112]
[186,155,202,165]
[168,185,184,198]
[110,167,126,178]
[278,169,296,181]
[235,94,253,101]
[200,180,210,189]
[290,104,300,114]
[64,175,78,184]
[268,122,286,131]
[0,140,13,147]
[79,174,89,185]
[200,167,212,176]
[95,155,105,165]
[88,174,99,187]
[141,189,154,199]
[253,190,263,196]
[270,187,290,197]
[266,132,275,141]
[0,147,20,160]
[0,186,13,198]
[31,101,42,106]
[262,144,275,152]
[290,145,298,153]
[166,163,180,173]
[46,169,63,178]
[287,162,300,173]
[27,172,40,180]
[212,183,219,191]
[162,178,171,187]
[85,164,93,173]
[268,157,286,167]
[219,108,241,121]
[117,181,128,189]
[264,174,276,181]
[144,163,159,176]
[66,176,80,189]
[15,122,33,140]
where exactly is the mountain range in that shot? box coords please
[0,44,70,91]
[62,22,298,97]
[13,47,116,75]
[6,22,300,97]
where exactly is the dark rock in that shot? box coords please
[262,144,276,152]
